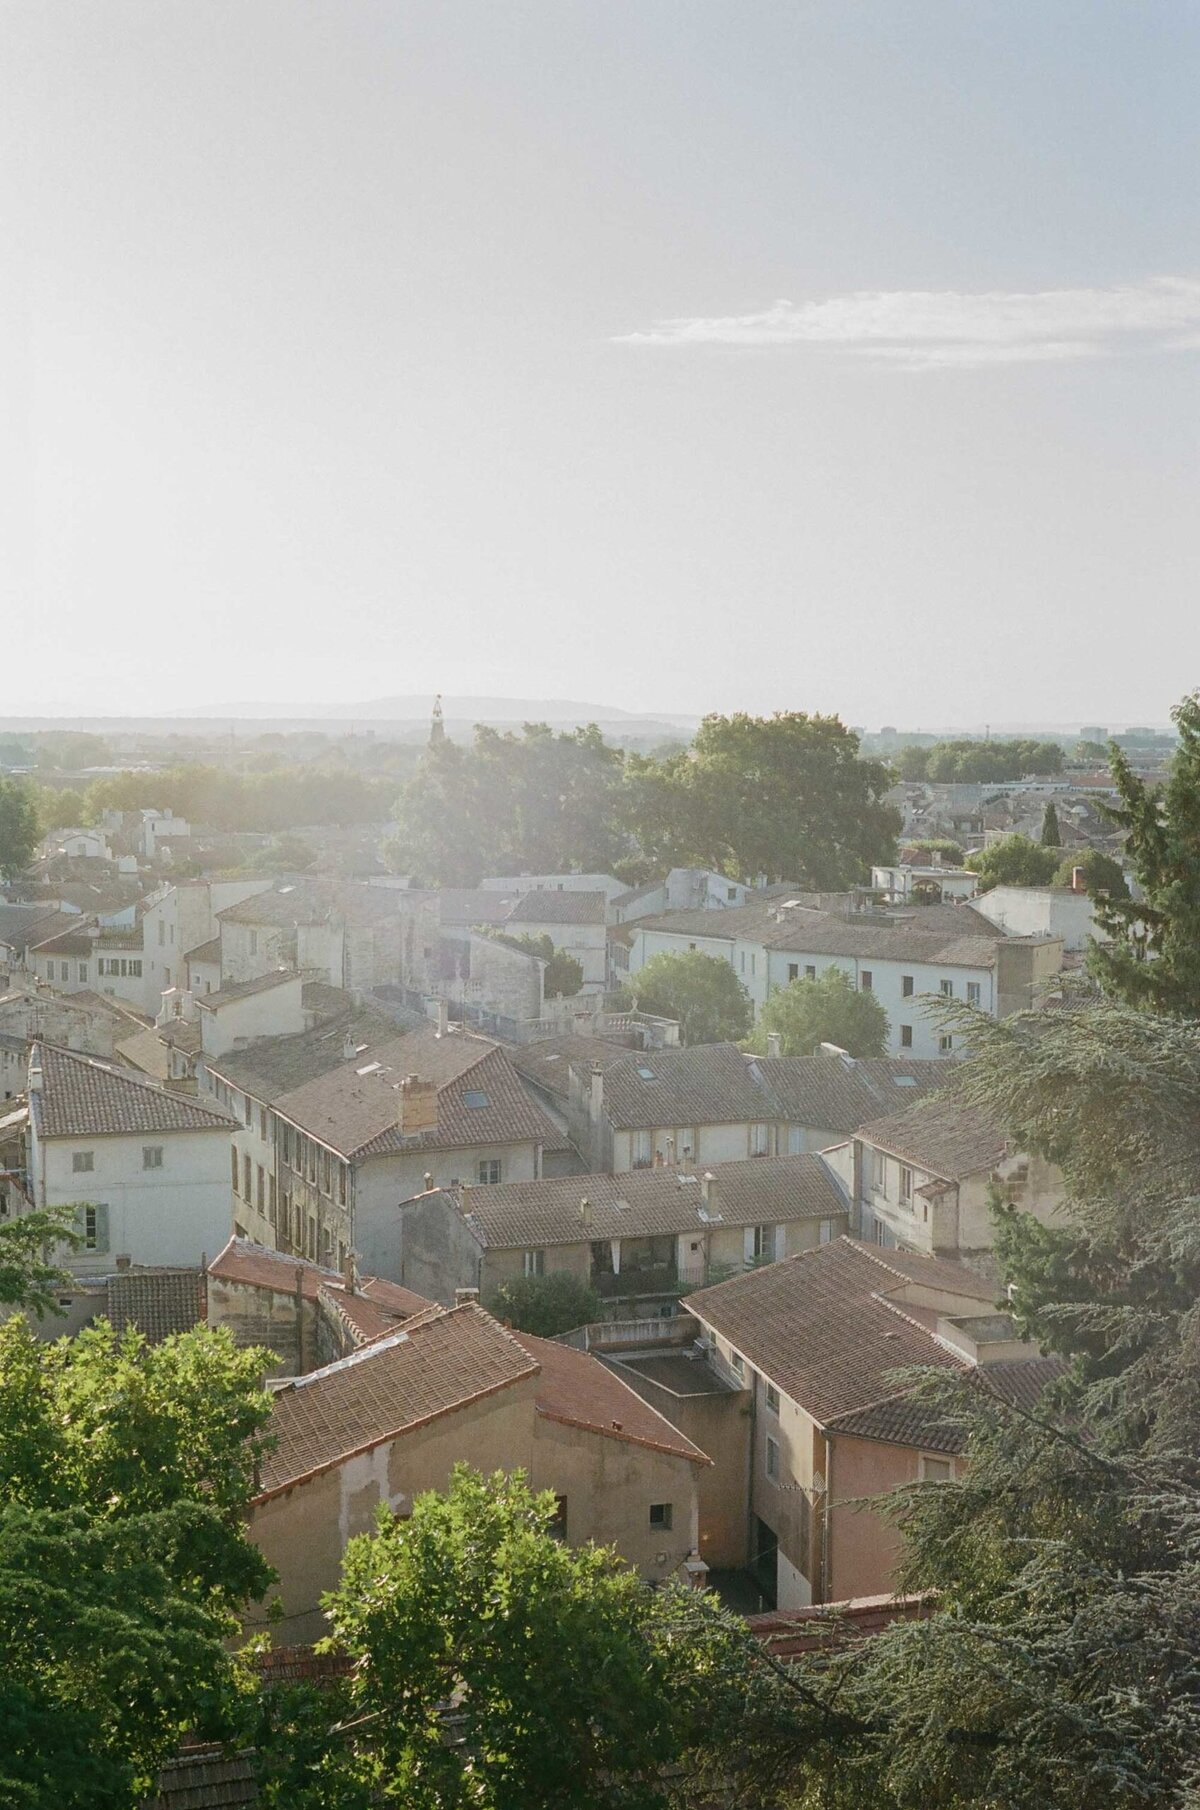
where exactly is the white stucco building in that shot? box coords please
[24,1042,237,1276]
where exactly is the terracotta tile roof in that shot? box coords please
[29,1043,238,1140]
[633,902,1040,970]
[509,1034,633,1104]
[217,883,336,928]
[453,1153,848,1249]
[757,1054,951,1134]
[825,1391,965,1454]
[256,1302,538,1498]
[597,1042,779,1131]
[747,1594,932,1657]
[436,889,523,926]
[979,1354,1067,1413]
[147,1746,257,1809]
[106,1269,205,1342]
[28,923,98,957]
[272,1027,554,1160]
[318,1283,400,1347]
[207,1236,432,1317]
[184,937,221,965]
[505,890,607,926]
[858,1098,1009,1180]
[201,1006,401,1104]
[513,1331,709,1465]
[684,1238,998,1428]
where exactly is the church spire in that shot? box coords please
[429,693,445,748]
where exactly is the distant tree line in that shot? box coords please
[389,712,901,889]
[895,738,1065,783]
[34,765,399,836]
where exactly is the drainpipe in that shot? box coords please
[821,1432,834,1604]
[745,1369,758,1577]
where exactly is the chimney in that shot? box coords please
[455,1286,480,1306]
[765,1031,782,1060]
[1071,866,1087,894]
[701,1171,717,1213]
[580,1196,593,1230]
[115,1253,132,1272]
[436,997,449,1037]
[423,1170,434,1192]
[342,1247,357,1294]
[397,1074,438,1137]
[342,1030,357,1061]
[27,1051,43,1093]
[589,1061,604,1121]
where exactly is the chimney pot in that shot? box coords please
[455,1286,479,1306]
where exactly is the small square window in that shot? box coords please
[900,1025,913,1049]
[787,962,799,982]
[142,1146,164,1170]
[805,965,816,981]
[72,1151,94,1174]
[902,975,914,998]
[649,1502,673,1530]
[919,1454,954,1483]
[939,1034,954,1054]
[478,1158,502,1185]
[523,1248,545,1277]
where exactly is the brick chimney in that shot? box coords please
[397,1074,438,1136]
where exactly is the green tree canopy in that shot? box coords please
[749,968,889,1058]
[1039,801,1061,846]
[733,997,1200,1808]
[0,1320,275,1806]
[1053,847,1128,899]
[1087,690,1200,1012]
[262,1466,756,1810]
[487,1271,601,1336]
[964,833,1060,892]
[921,738,1065,784]
[902,837,965,865]
[629,950,754,1046]
[632,712,900,888]
[0,777,39,884]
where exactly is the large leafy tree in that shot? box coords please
[1088,691,1200,1012]
[964,833,1060,892]
[749,968,889,1058]
[629,950,754,1046]
[633,713,899,887]
[0,776,39,884]
[257,1466,757,1810]
[486,1271,602,1336]
[1053,846,1128,900]
[0,1320,275,1807]
[725,998,1200,1808]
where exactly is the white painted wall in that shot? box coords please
[29,1123,234,1275]
[971,885,1102,953]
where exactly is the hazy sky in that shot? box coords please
[3,2,1197,726]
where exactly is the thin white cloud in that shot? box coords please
[615,277,1200,369]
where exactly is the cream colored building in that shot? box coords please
[247,1299,708,1640]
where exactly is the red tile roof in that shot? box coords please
[207,1236,431,1318]
[30,1042,238,1139]
[514,1331,708,1466]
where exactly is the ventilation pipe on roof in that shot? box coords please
[701,1171,716,1211]
[765,1031,782,1060]
[342,1030,357,1062]
[436,997,449,1038]
[580,1196,593,1230]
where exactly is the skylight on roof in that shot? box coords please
[463,1090,490,1109]
[636,1066,656,1081]
[357,1062,383,1075]
[895,1076,918,1087]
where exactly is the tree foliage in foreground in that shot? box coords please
[0,775,39,883]
[255,1467,762,1810]
[487,1270,602,1336]
[965,832,1060,892]
[1088,690,1200,1012]
[0,1320,274,1808]
[749,967,889,1058]
[726,998,1200,1808]
[629,950,754,1046]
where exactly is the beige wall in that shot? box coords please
[826,1434,944,1602]
[247,1374,700,1642]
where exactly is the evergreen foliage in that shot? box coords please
[486,1271,602,1336]
[1039,801,1061,846]
[629,950,754,1045]
[749,968,889,1058]
[0,776,39,883]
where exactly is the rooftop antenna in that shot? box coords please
[429,694,445,749]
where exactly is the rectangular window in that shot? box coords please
[142,1146,163,1170]
[72,1151,94,1174]
[249,930,259,956]
[787,962,799,982]
[805,965,816,981]
[338,1163,347,1205]
[244,1097,253,1128]
[902,974,914,998]
[729,1350,745,1379]
[523,1248,545,1277]
[81,1203,110,1252]
[648,1502,673,1530]
[861,969,873,991]
[765,1383,780,1414]
[260,1108,267,1140]
[900,1025,913,1048]
[899,1165,913,1206]
[231,1146,240,1192]
[321,1149,331,1195]
[966,981,982,1007]
[750,1223,773,1261]
[939,1034,954,1054]
[939,978,953,998]
[919,1454,954,1483]
[550,1495,568,1540]
[243,1153,252,1200]
[632,1130,653,1169]
[819,1218,835,1244]
[749,953,756,976]
[77,963,88,984]
[765,1435,780,1482]
[130,960,141,977]
[478,1159,502,1184]
[158,919,165,946]
[269,1176,277,1225]
[257,1165,265,1211]
[749,1122,770,1157]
